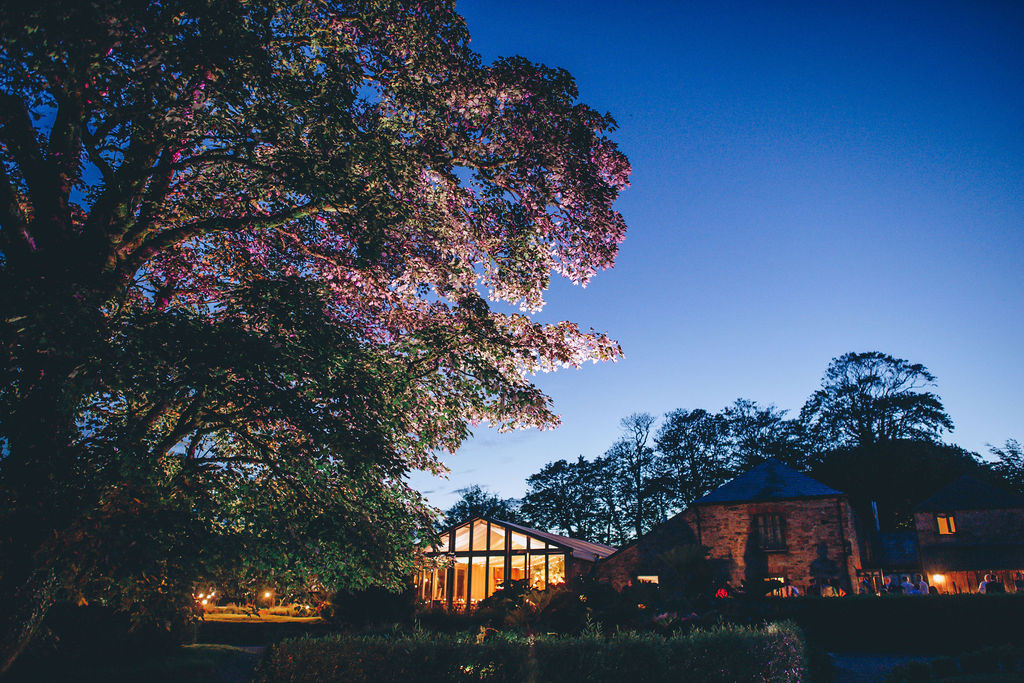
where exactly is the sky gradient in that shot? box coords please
[409,0,1024,510]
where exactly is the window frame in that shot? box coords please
[752,513,787,551]
[936,512,957,535]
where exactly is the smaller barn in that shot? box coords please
[416,517,615,610]
[914,476,1024,594]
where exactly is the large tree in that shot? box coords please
[800,351,954,450]
[0,0,628,669]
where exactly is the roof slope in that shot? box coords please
[694,459,842,505]
[494,519,617,562]
[915,476,1024,512]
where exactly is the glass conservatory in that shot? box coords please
[415,517,614,610]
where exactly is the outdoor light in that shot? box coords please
[932,574,945,584]
[201,599,208,605]
[264,591,272,598]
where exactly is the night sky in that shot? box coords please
[409,0,1024,509]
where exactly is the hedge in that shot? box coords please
[254,622,806,683]
[720,593,1024,654]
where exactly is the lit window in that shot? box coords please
[510,531,528,550]
[936,513,957,535]
[637,575,659,585]
[454,523,470,551]
[753,514,786,551]
[549,555,566,586]
[472,520,488,551]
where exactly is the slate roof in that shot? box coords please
[915,476,1024,512]
[693,459,842,505]
[494,519,617,562]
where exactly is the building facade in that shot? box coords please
[598,460,862,594]
[913,476,1024,594]
[416,517,615,610]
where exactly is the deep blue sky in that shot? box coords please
[409,0,1024,509]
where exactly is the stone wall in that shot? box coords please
[914,508,1024,547]
[596,495,863,593]
[688,496,861,593]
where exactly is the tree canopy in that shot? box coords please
[800,351,954,449]
[443,485,521,527]
[0,0,629,669]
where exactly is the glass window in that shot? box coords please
[529,554,546,590]
[488,523,506,551]
[488,557,505,596]
[453,558,469,607]
[454,523,470,551]
[549,554,566,587]
[471,557,487,604]
[472,520,489,551]
[510,531,528,550]
[528,537,548,550]
[431,567,447,602]
[637,575,659,585]
[510,555,526,582]
[752,514,786,551]
[937,513,957,535]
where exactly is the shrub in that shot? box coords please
[253,621,806,683]
[322,586,417,630]
[928,655,958,678]
[884,661,931,683]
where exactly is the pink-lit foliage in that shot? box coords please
[0,0,627,667]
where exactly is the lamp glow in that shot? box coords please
[932,574,945,584]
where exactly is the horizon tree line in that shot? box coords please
[444,351,1022,545]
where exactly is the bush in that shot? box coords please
[929,656,958,679]
[884,661,931,683]
[721,593,1024,654]
[253,621,806,683]
[322,586,417,630]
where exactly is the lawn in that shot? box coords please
[6,643,258,683]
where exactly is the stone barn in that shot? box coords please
[913,475,1024,594]
[598,460,863,594]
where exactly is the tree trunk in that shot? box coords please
[0,565,62,675]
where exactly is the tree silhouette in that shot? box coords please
[800,352,953,450]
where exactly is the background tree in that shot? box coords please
[0,0,629,669]
[810,440,986,530]
[988,439,1024,497]
[589,454,631,546]
[443,485,522,527]
[655,408,733,511]
[721,398,808,471]
[800,351,954,451]
[521,456,603,540]
[606,413,660,539]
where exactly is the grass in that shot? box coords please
[6,643,255,683]
[203,611,322,624]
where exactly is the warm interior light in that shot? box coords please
[264,591,272,598]
[196,593,204,599]
[201,599,208,605]
[932,574,945,584]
